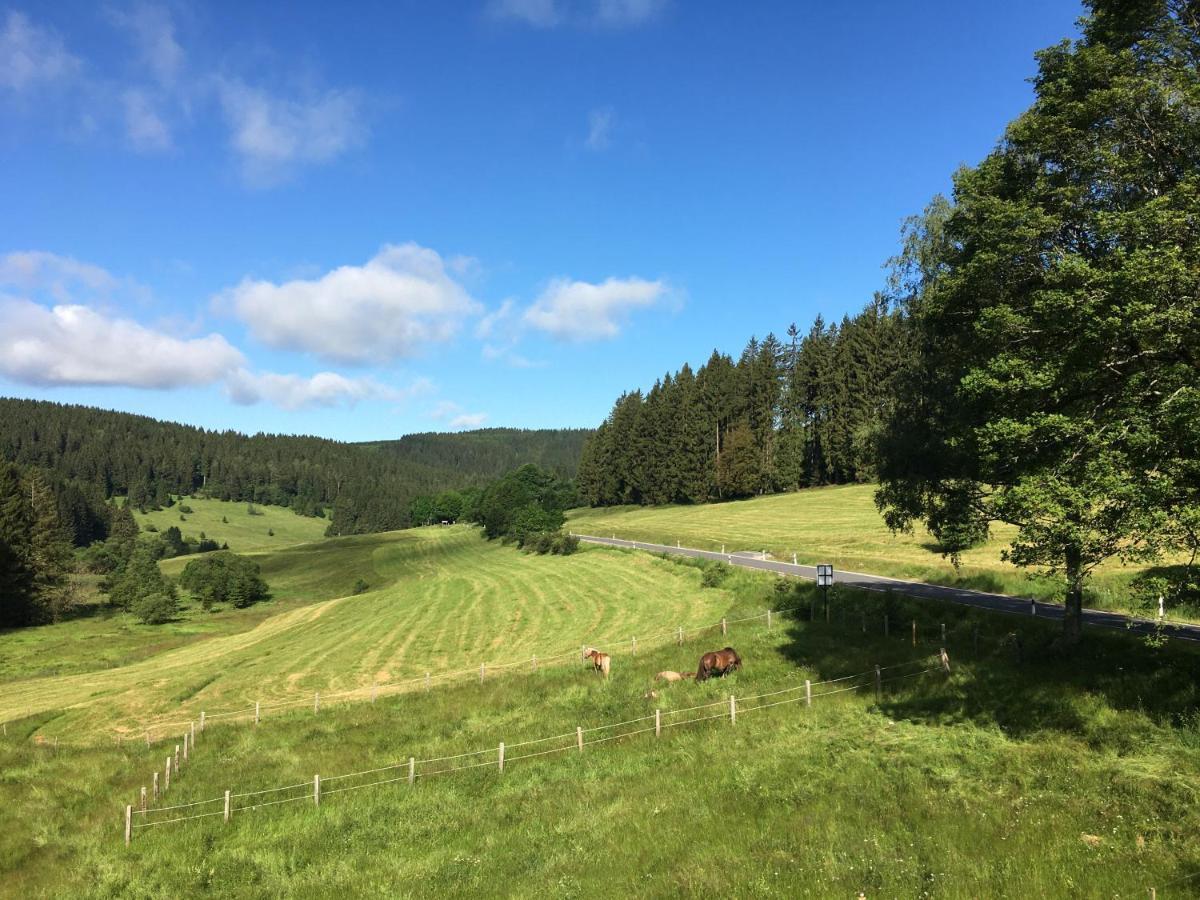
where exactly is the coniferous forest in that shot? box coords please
[576,296,912,506]
[0,398,589,544]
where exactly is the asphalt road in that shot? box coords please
[572,533,1200,644]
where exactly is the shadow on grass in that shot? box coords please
[771,580,1200,745]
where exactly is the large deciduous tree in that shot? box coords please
[876,0,1200,644]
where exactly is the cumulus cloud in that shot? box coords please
[0,11,79,92]
[108,3,184,86]
[0,299,244,388]
[585,106,614,150]
[488,0,666,28]
[216,77,365,185]
[222,243,481,365]
[226,369,386,410]
[523,276,670,341]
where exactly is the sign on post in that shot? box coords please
[816,564,834,587]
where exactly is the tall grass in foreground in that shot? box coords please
[1,567,1197,898]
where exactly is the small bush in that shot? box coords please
[268,528,275,537]
[132,592,177,625]
[352,578,370,595]
[701,564,729,588]
[246,503,263,517]
[178,504,194,514]
[551,533,579,555]
[145,524,158,532]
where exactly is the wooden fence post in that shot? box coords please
[408,757,415,785]
[152,771,159,801]
[576,727,583,752]
[805,679,812,707]
[767,609,772,631]
[255,701,260,726]
[314,692,320,714]
[183,732,188,763]
[140,786,147,811]
[729,694,736,725]
[677,626,683,646]
[164,756,171,793]
[498,742,505,773]
[941,648,951,674]
[874,665,882,702]
[721,618,727,636]
[124,804,132,847]
[174,744,180,773]
[190,720,196,745]
[313,774,320,806]
[655,709,661,737]
[224,789,231,823]
[200,711,205,732]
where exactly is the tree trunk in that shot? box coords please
[1063,543,1084,646]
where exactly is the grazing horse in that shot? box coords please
[582,647,611,678]
[654,670,695,683]
[695,647,742,682]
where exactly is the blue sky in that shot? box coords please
[0,0,1084,441]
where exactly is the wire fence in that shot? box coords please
[86,600,813,746]
[123,656,944,842]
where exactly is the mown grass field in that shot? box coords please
[0,527,743,743]
[568,484,1174,618]
[134,497,329,553]
[1,560,1197,898]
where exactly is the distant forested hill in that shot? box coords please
[0,398,589,542]
[362,429,590,481]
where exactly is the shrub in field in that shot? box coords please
[131,591,176,624]
[178,504,194,514]
[701,563,729,588]
[179,552,269,610]
[352,578,370,595]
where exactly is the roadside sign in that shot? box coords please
[816,564,834,587]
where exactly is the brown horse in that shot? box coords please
[582,647,611,678]
[695,647,742,682]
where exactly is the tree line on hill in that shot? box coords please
[0,398,589,542]
[576,299,909,506]
[579,1,1200,643]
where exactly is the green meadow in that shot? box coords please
[1,553,1197,898]
[567,484,1178,619]
[134,497,330,553]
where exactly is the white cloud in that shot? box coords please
[108,3,183,86]
[216,77,365,185]
[488,0,666,28]
[222,243,481,365]
[0,299,244,388]
[0,11,79,92]
[0,250,119,299]
[585,106,614,150]
[475,298,516,339]
[430,400,487,430]
[226,369,386,411]
[122,88,172,151]
[523,275,670,341]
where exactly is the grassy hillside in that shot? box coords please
[0,527,744,742]
[135,497,329,552]
[568,484,1171,618]
[1,567,1196,897]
